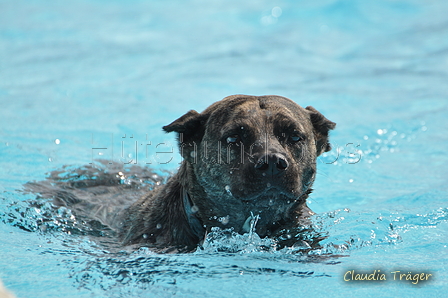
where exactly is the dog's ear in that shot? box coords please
[163,110,208,162]
[305,106,336,156]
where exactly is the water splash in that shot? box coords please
[319,120,428,165]
[198,227,277,254]
[241,212,259,234]
[3,161,446,260]
[308,207,448,255]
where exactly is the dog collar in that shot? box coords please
[182,189,205,239]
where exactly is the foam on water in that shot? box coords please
[1,183,447,296]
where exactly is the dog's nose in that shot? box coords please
[255,153,289,175]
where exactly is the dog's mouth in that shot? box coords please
[237,188,302,237]
[239,185,298,203]
[203,185,306,238]
[239,209,286,238]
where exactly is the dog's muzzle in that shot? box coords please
[254,153,289,176]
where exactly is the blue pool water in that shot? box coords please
[1,0,448,297]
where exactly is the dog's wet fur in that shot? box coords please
[27,95,335,253]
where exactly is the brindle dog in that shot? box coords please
[26,94,335,252]
[119,95,335,251]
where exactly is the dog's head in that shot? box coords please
[163,95,335,236]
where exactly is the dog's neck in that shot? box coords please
[176,161,208,242]
[182,188,205,240]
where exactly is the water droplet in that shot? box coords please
[266,183,271,187]
[363,135,369,140]
[191,205,199,213]
[229,171,233,174]
[261,15,277,25]
[271,6,282,17]
[156,223,162,229]
[377,129,384,135]
[262,173,266,177]
[225,185,232,196]
[54,139,60,145]
[190,151,196,158]
[218,215,230,225]
[240,126,244,130]
[48,158,52,162]
[142,234,148,239]
[349,179,354,183]
[421,126,427,132]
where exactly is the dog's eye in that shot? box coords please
[288,135,302,143]
[226,135,240,144]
